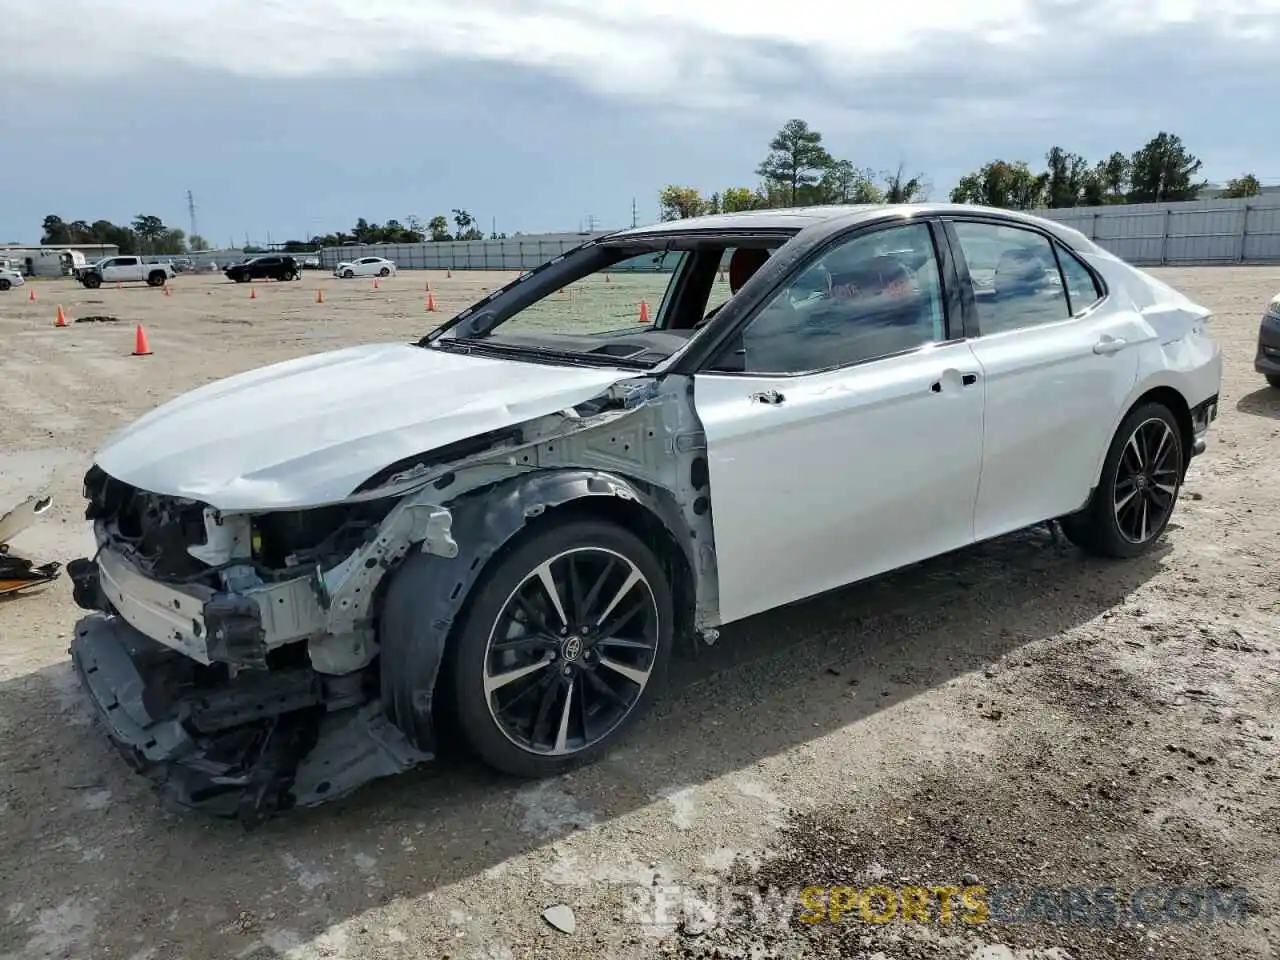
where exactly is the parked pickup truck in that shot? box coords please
[76,256,175,289]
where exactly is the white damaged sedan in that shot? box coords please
[67,204,1222,824]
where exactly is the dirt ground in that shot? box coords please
[1,268,1277,960]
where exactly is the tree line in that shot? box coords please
[306,209,507,247]
[38,208,507,256]
[948,132,1261,209]
[659,119,930,220]
[38,126,1267,254]
[40,214,207,255]
[661,122,1266,220]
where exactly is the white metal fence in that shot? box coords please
[1039,196,1280,265]
[318,233,612,273]
[309,197,1280,272]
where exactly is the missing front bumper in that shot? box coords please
[70,613,431,826]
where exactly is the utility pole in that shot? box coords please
[186,190,198,243]
[585,214,598,232]
[631,197,638,228]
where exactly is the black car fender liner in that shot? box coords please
[378,468,697,752]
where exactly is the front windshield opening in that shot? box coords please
[422,232,795,368]
[494,248,688,338]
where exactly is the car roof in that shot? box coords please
[607,203,1105,255]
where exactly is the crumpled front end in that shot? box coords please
[66,465,456,826]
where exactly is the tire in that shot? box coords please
[378,266,390,277]
[231,275,246,283]
[83,274,101,289]
[1060,401,1185,558]
[0,279,9,291]
[343,269,354,279]
[1266,374,1280,390]
[447,518,674,778]
[147,271,166,287]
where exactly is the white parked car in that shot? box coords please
[335,256,399,277]
[65,204,1221,824]
[334,256,397,279]
[0,258,25,291]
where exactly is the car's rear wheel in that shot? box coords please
[1060,401,1184,558]
[378,266,390,277]
[1266,374,1280,390]
[449,519,673,778]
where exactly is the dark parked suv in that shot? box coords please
[225,255,302,283]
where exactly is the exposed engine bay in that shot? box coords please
[65,374,718,827]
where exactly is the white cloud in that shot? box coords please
[5,0,1279,107]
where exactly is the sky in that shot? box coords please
[3,0,1279,246]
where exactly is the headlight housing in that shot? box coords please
[1266,296,1280,320]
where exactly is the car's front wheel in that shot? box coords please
[1266,374,1280,390]
[0,279,9,291]
[379,266,390,277]
[1060,401,1184,558]
[450,518,674,778]
[343,269,355,279]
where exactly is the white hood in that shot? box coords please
[95,342,631,511]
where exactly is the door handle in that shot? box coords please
[750,389,785,405]
[930,371,980,393]
[1093,336,1127,355]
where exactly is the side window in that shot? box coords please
[1056,247,1103,314]
[714,222,946,375]
[952,222,1070,335]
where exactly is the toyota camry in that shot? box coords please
[65,203,1221,824]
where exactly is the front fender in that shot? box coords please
[378,468,694,751]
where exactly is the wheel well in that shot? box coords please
[1130,386,1193,472]
[516,495,699,651]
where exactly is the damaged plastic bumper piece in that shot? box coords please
[0,495,61,596]
[69,613,431,827]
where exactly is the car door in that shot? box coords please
[692,220,986,625]
[943,218,1141,540]
[102,257,135,282]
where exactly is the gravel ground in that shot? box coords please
[0,268,1277,960]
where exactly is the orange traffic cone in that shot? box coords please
[604,274,611,284]
[424,280,431,292]
[372,278,379,290]
[249,286,256,300]
[316,288,324,304]
[54,305,68,327]
[446,269,452,279]
[132,324,152,356]
[163,283,171,296]
[638,299,650,324]
[27,287,36,302]
[116,281,122,289]
[720,270,726,282]
[426,291,437,312]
